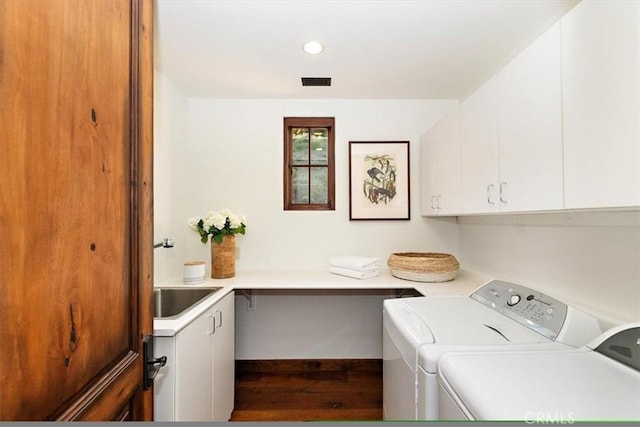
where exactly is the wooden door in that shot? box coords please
[0,0,154,420]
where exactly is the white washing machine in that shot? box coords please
[437,323,640,421]
[382,279,603,420]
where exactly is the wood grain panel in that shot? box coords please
[134,0,155,420]
[0,0,153,420]
[232,359,382,421]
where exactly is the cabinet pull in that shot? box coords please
[436,195,442,210]
[430,195,436,210]
[216,309,223,328]
[208,314,216,335]
[499,181,508,204]
[487,184,495,205]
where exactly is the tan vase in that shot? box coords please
[210,235,236,279]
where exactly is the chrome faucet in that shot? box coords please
[154,238,174,249]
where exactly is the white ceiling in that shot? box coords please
[155,0,578,99]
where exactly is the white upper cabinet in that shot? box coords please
[420,105,462,216]
[460,74,501,214]
[460,22,562,214]
[561,1,640,209]
[498,22,563,212]
[420,130,438,215]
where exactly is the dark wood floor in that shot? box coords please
[230,359,383,422]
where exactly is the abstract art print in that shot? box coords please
[349,141,410,220]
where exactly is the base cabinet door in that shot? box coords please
[154,291,235,422]
[212,291,235,421]
[174,306,215,421]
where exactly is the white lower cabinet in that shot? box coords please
[212,291,235,420]
[154,291,235,421]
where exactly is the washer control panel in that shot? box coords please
[470,280,568,340]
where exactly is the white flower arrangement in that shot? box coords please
[188,209,246,244]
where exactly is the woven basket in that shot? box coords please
[387,252,459,282]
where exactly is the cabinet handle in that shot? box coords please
[208,314,216,335]
[487,184,495,205]
[216,309,223,328]
[430,195,436,210]
[436,195,442,210]
[499,181,508,204]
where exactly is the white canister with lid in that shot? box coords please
[183,261,205,284]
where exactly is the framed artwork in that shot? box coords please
[348,140,410,220]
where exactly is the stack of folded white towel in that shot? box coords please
[329,256,380,279]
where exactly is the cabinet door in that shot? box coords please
[420,131,439,216]
[562,1,640,209]
[437,106,462,215]
[498,22,563,212]
[460,75,501,213]
[212,292,236,421]
[175,307,214,421]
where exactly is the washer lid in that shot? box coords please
[414,304,556,373]
[438,347,640,421]
[389,295,556,373]
[404,295,552,345]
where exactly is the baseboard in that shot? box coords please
[235,358,382,374]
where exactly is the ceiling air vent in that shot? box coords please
[301,77,331,87]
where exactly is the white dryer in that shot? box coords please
[437,323,640,421]
[382,279,603,420]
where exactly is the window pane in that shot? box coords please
[291,167,309,203]
[292,128,309,165]
[310,167,328,204]
[310,128,328,165]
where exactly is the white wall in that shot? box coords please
[234,290,401,360]
[171,98,460,277]
[153,71,189,282]
[457,212,640,328]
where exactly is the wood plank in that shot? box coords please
[236,358,382,373]
[231,408,382,422]
[231,359,382,422]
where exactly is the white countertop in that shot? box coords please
[153,268,491,337]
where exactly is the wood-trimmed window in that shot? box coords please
[283,117,335,210]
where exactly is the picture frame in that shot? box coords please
[348,140,410,220]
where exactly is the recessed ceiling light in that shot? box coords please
[302,40,324,55]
